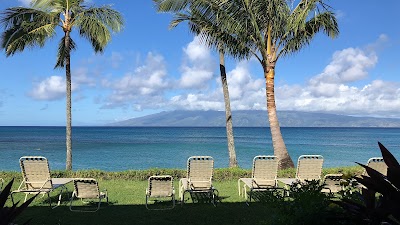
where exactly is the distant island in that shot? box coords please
[107,110,400,127]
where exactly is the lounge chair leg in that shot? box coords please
[249,188,252,204]
[48,192,52,208]
[211,189,218,207]
[24,193,28,202]
[51,186,66,209]
[238,179,241,196]
[181,190,187,206]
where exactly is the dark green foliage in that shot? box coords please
[335,142,400,225]
[258,180,343,225]
[0,178,36,225]
[282,180,340,225]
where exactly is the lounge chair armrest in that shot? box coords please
[38,178,52,190]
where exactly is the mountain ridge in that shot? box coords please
[108,110,400,127]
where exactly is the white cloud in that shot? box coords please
[101,52,170,109]
[97,35,400,118]
[73,67,96,87]
[307,47,378,97]
[165,36,400,118]
[169,61,266,111]
[28,67,96,101]
[179,37,215,89]
[170,93,224,110]
[29,76,67,100]
[274,38,400,117]
[276,79,400,118]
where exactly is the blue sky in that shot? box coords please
[0,0,399,126]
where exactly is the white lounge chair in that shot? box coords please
[179,156,217,206]
[238,155,282,203]
[357,157,387,190]
[11,156,73,208]
[364,157,387,176]
[278,155,324,186]
[321,173,344,193]
[146,175,175,210]
[69,178,108,212]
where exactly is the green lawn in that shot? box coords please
[12,180,276,225]
[1,167,362,225]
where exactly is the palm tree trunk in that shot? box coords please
[65,31,72,171]
[219,49,238,168]
[264,67,294,169]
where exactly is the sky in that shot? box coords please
[0,0,399,126]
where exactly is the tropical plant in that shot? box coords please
[0,179,37,225]
[256,180,343,225]
[154,0,339,170]
[335,142,400,225]
[0,0,123,170]
[154,0,248,167]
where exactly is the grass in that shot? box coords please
[1,167,362,225]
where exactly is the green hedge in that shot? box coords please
[0,166,363,182]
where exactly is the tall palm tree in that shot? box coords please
[0,0,123,170]
[154,0,250,168]
[221,0,339,169]
[155,0,339,169]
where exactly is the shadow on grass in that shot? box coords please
[16,202,274,225]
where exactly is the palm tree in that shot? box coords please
[221,0,339,169]
[0,0,123,170]
[155,0,339,169]
[154,0,250,168]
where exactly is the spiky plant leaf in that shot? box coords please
[0,179,37,225]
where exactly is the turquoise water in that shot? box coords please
[1,126,399,171]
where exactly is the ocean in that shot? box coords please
[1,126,399,171]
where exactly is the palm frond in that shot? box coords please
[76,15,110,52]
[79,6,123,32]
[72,5,123,52]
[55,35,76,68]
[153,0,192,12]
[32,0,83,12]
[168,0,252,60]
[0,7,58,55]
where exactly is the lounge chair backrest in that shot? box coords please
[252,155,278,186]
[296,155,324,181]
[20,156,53,189]
[364,157,387,176]
[322,174,343,193]
[187,156,214,189]
[73,179,100,199]
[148,176,174,197]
